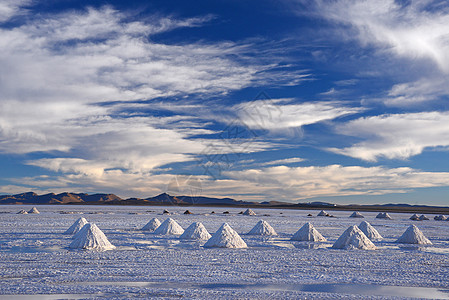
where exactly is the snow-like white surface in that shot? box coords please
[396,224,432,245]
[358,221,383,241]
[242,209,256,216]
[204,223,247,248]
[64,217,88,235]
[141,217,161,232]
[291,222,326,242]
[410,214,420,220]
[69,223,115,250]
[1,205,449,299]
[153,218,184,235]
[434,215,447,221]
[419,214,429,221]
[317,210,328,216]
[179,222,211,240]
[332,225,376,250]
[376,212,392,219]
[28,207,40,214]
[247,220,277,236]
[350,211,364,218]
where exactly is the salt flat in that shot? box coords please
[0,205,448,299]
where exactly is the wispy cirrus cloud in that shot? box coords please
[307,0,449,72]
[8,163,449,202]
[234,99,362,133]
[0,5,298,163]
[329,111,449,161]
[260,157,304,166]
[293,0,449,106]
[220,164,449,202]
[0,0,32,22]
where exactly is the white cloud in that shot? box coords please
[221,164,449,201]
[330,111,449,161]
[0,0,31,22]
[260,157,304,166]
[234,99,362,132]
[300,0,449,106]
[309,0,449,72]
[8,163,449,202]
[384,77,449,106]
[0,6,295,167]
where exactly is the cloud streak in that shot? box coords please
[330,111,449,161]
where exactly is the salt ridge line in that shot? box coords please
[291,222,326,242]
[247,220,277,236]
[396,225,432,245]
[141,217,161,232]
[69,223,115,251]
[153,218,184,235]
[64,217,88,235]
[358,221,383,241]
[332,225,376,250]
[180,222,211,240]
[204,223,247,248]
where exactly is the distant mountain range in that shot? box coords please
[1,192,448,214]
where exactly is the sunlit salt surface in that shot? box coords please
[75,281,449,299]
[1,205,449,299]
[6,282,446,299]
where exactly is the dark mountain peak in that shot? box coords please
[13,192,38,199]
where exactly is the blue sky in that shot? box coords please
[1,0,449,205]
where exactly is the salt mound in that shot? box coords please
[410,214,420,221]
[204,223,247,248]
[243,209,256,216]
[396,225,432,245]
[64,217,88,235]
[69,223,115,250]
[247,220,277,236]
[291,222,326,242]
[349,211,364,218]
[434,215,447,221]
[332,225,376,250]
[419,214,429,221]
[17,210,28,214]
[180,222,211,240]
[153,218,184,235]
[359,221,383,241]
[317,210,328,216]
[375,212,392,219]
[141,218,161,232]
[28,207,40,214]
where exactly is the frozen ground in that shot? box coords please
[0,205,448,299]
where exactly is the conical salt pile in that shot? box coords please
[204,223,247,248]
[434,215,447,221]
[153,218,184,235]
[69,223,115,250]
[247,220,277,236]
[359,221,383,241]
[64,217,88,235]
[410,214,420,220]
[180,222,211,240]
[243,209,256,216]
[141,218,161,232]
[332,225,376,250]
[17,209,28,214]
[291,222,326,242]
[375,212,392,219]
[396,225,432,245]
[317,210,328,216]
[349,212,364,218]
[418,214,429,221]
[28,207,40,214]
